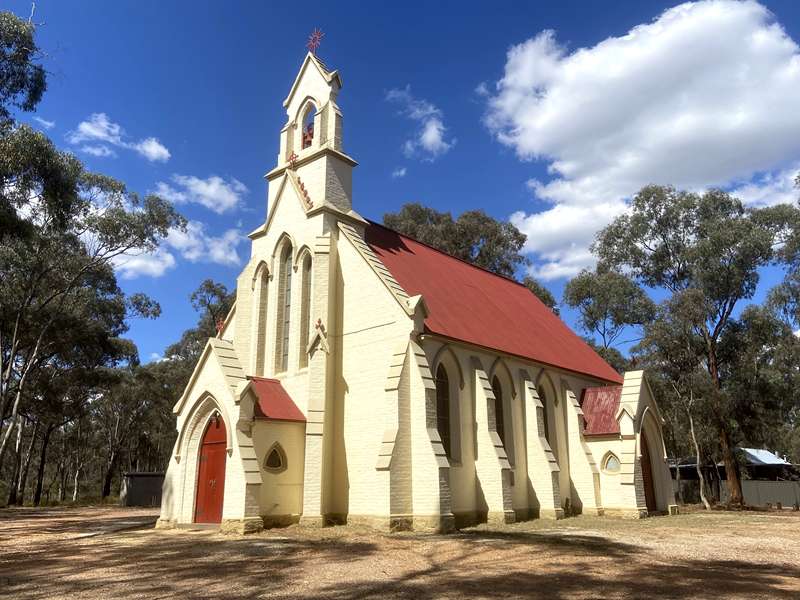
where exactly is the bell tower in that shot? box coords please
[267,51,357,215]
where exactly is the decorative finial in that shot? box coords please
[306,28,324,55]
[287,151,298,169]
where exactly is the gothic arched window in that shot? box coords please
[435,364,452,459]
[275,243,293,373]
[603,452,621,474]
[264,443,287,473]
[301,104,315,149]
[299,253,312,368]
[491,375,507,452]
[540,386,552,446]
[253,264,269,376]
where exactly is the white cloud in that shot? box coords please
[165,220,244,266]
[80,145,116,158]
[205,229,244,266]
[67,113,123,145]
[33,116,55,129]
[484,0,800,279]
[731,164,800,207]
[111,220,244,279]
[113,248,176,279]
[386,86,455,160]
[154,175,247,214]
[133,137,171,162]
[67,113,170,162]
[392,166,407,179]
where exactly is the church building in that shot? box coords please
[157,51,677,534]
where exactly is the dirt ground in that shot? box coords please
[1,506,799,599]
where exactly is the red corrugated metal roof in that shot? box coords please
[249,377,306,422]
[365,222,623,384]
[581,386,622,436]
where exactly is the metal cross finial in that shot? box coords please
[306,28,324,55]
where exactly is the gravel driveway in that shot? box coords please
[1,506,799,599]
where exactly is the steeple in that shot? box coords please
[267,51,357,215]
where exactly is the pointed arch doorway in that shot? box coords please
[640,430,657,513]
[194,414,227,523]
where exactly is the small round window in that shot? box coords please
[603,453,621,474]
[264,443,287,473]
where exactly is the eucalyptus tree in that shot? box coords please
[563,268,655,349]
[595,185,786,505]
[383,202,527,279]
[0,129,183,470]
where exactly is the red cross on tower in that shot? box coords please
[306,28,324,55]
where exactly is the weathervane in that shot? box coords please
[306,28,324,55]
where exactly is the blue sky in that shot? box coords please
[8,0,800,361]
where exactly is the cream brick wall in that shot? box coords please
[520,375,562,518]
[471,357,514,524]
[335,232,414,519]
[252,420,305,517]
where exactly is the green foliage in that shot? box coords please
[522,275,558,313]
[0,11,46,125]
[0,12,188,503]
[563,268,655,348]
[596,185,799,501]
[384,202,527,278]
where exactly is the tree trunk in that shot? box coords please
[33,424,54,506]
[101,450,118,499]
[718,425,743,506]
[6,418,23,506]
[688,409,711,510]
[706,347,744,506]
[72,462,83,502]
[16,420,39,505]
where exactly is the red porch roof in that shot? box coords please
[581,386,622,436]
[365,222,623,384]
[249,377,306,422]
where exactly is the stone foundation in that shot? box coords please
[486,510,516,526]
[262,514,301,528]
[538,507,565,520]
[220,517,264,534]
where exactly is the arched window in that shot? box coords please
[299,254,312,368]
[603,452,621,474]
[254,266,268,376]
[540,386,551,445]
[435,364,452,459]
[491,376,507,452]
[275,243,293,372]
[264,443,287,473]
[301,104,315,149]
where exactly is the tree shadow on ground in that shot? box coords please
[1,520,798,599]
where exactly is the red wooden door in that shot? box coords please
[194,415,227,523]
[640,430,657,513]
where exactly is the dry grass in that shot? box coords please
[2,505,799,599]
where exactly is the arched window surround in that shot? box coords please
[264,442,288,474]
[602,451,621,474]
[491,374,514,466]
[435,363,453,461]
[298,252,313,369]
[274,241,293,373]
